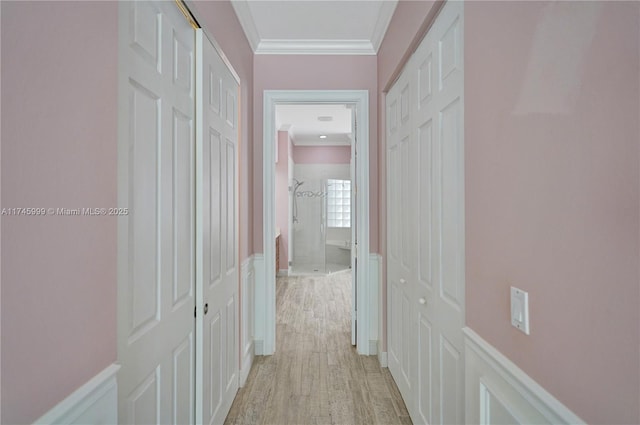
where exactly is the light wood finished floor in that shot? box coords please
[224,271,412,425]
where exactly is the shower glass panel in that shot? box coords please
[290,171,352,275]
[291,177,327,274]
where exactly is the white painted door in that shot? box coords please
[387,1,465,424]
[117,2,195,424]
[386,60,418,409]
[195,29,240,425]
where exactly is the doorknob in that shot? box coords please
[419,297,427,305]
[400,278,406,284]
[204,303,209,315]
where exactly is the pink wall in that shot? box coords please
[275,131,290,267]
[292,145,351,164]
[0,1,253,423]
[192,0,254,261]
[465,3,639,423]
[253,55,378,254]
[1,2,118,423]
[379,1,640,423]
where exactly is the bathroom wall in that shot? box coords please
[293,145,351,164]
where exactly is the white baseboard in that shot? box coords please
[464,327,585,425]
[240,340,254,387]
[369,340,378,356]
[378,351,388,368]
[34,363,120,425]
[254,340,264,356]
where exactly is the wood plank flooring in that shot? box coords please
[224,271,412,425]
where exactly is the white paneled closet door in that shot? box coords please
[195,29,240,425]
[117,2,196,423]
[387,61,418,411]
[387,1,465,424]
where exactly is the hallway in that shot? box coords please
[224,272,411,425]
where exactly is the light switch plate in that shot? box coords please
[510,286,530,335]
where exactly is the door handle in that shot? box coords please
[400,278,406,284]
[418,297,427,305]
[204,303,209,315]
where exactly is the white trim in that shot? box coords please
[229,0,260,52]
[256,39,376,55]
[254,340,265,356]
[240,256,255,387]
[368,253,381,345]
[263,90,371,355]
[252,253,266,355]
[34,364,120,425]
[370,1,398,52]
[378,351,388,368]
[229,1,396,55]
[464,327,585,425]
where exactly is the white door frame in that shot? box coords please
[262,90,371,355]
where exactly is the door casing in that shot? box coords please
[261,90,371,355]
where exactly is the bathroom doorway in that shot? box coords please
[275,104,354,276]
[262,90,371,356]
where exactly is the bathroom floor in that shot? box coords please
[290,262,350,276]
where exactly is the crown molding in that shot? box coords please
[230,0,260,52]
[230,0,396,55]
[371,0,398,52]
[256,39,376,55]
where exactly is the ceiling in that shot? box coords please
[276,104,353,146]
[231,0,398,55]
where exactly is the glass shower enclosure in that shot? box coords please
[290,178,351,275]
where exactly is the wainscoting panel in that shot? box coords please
[369,253,381,358]
[240,255,255,386]
[252,254,265,355]
[34,364,120,425]
[464,328,585,425]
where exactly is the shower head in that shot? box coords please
[293,179,304,189]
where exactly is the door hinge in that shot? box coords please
[194,306,197,318]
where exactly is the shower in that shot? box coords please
[292,178,304,223]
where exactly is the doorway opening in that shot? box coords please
[275,103,354,276]
[262,90,371,356]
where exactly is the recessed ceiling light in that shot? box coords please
[317,116,333,122]
[319,135,327,139]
